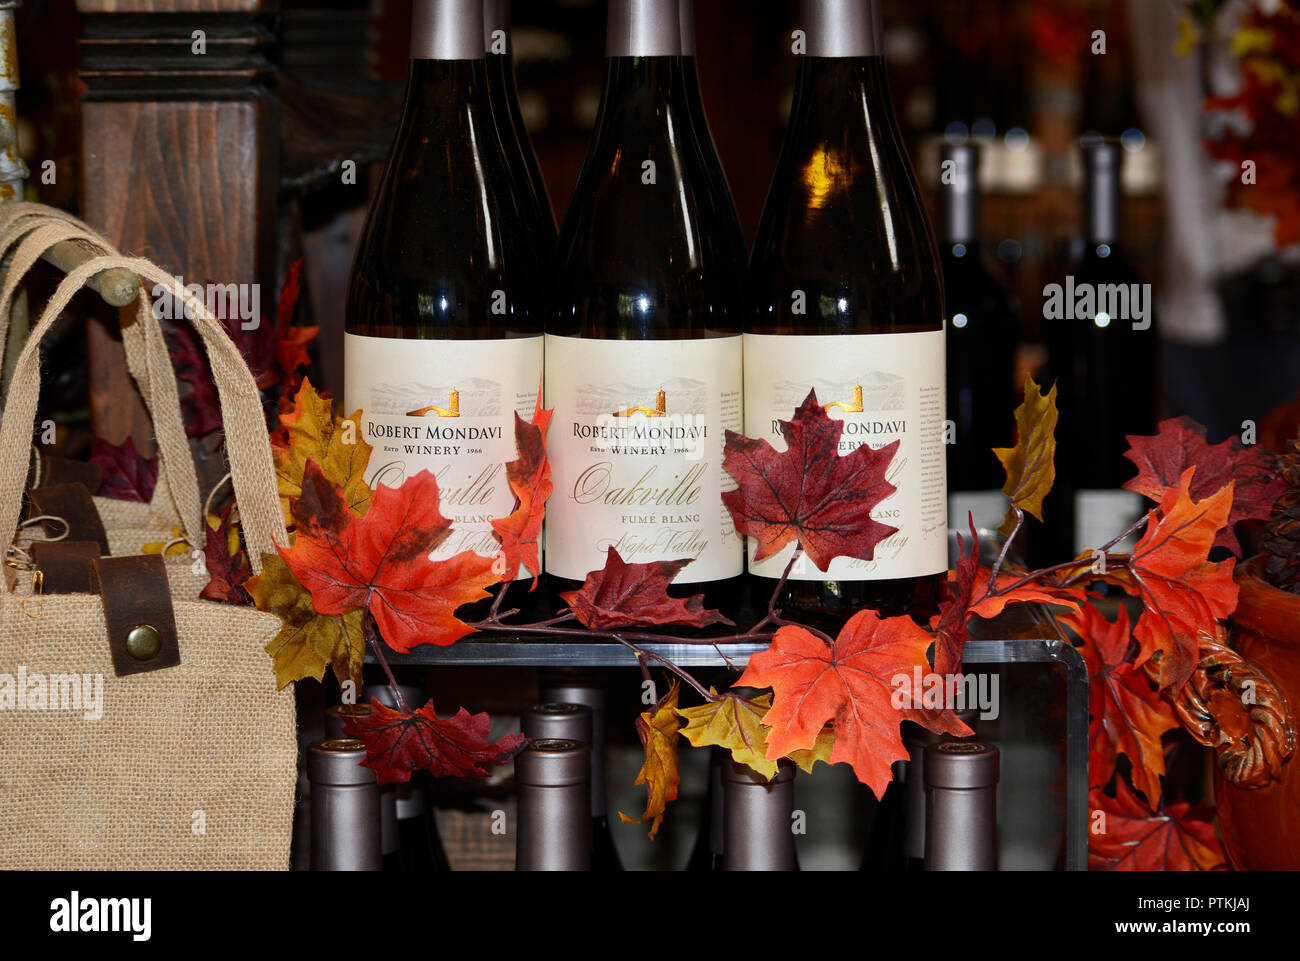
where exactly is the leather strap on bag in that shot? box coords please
[92,554,181,677]
[36,455,104,494]
[26,484,110,554]
[31,541,101,594]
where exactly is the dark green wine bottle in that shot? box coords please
[544,0,747,617]
[345,0,546,620]
[746,0,948,629]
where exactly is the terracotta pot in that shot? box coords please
[1214,558,1300,870]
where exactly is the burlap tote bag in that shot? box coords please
[0,204,221,599]
[0,249,298,869]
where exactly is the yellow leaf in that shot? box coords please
[275,379,374,525]
[246,552,365,690]
[788,725,835,774]
[994,374,1059,534]
[142,526,193,557]
[619,680,681,839]
[678,689,835,778]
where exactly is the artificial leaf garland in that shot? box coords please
[219,346,1265,850]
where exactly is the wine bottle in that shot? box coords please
[326,703,400,870]
[746,0,948,628]
[939,144,1018,534]
[539,670,623,870]
[544,0,747,614]
[924,740,999,871]
[308,739,382,871]
[483,0,556,248]
[1043,141,1157,562]
[679,0,739,218]
[370,683,452,872]
[346,0,545,618]
[860,708,978,871]
[722,758,798,871]
[685,745,726,871]
[900,708,979,870]
[515,739,593,871]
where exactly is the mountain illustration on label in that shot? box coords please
[823,385,865,414]
[407,389,461,418]
[612,388,667,419]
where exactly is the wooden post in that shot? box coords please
[76,0,280,453]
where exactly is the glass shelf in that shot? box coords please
[376,603,1089,871]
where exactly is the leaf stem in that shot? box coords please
[609,634,715,702]
[363,609,408,714]
[987,506,1023,588]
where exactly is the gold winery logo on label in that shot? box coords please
[545,334,743,583]
[744,331,948,581]
[344,333,542,575]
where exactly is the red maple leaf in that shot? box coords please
[929,517,1082,675]
[490,397,553,587]
[1119,469,1239,693]
[1062,604,1179,807]
[1124,416,1284,555]
[559,547,732,630]
[199,504,252,604]
[1089,781,1227,871]
[721,389,899,572]
[89,436,158,502]
[737,611,934,798]
[279,460,500,652]
[342,697,527,785]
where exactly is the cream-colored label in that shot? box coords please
[344,333,542,574]
[744,331,948,580]
[544,334,743,583]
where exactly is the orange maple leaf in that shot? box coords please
[279,460,500,653]
[1118,468,1238,692]
[1062,604,1180,807]
[491,394,552,587]
[737,611,934,798]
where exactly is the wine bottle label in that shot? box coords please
[948,490,1009,535]
[544,334,743,583]
[344,333,542,575]
[744,331,948,581]
[1074,489,1145,555]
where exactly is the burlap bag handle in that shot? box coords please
[0,256,289,578]
[0,217,206,546]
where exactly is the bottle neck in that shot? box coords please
[403,58,491,112]
[799,0,883,58]
[939,152,980,246]
[411,0,485,60]
[483,0,511,53]
[607,0,683,58]
[680,0,696,56]
[595,56,692,129]
[1084,168,1122,246]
